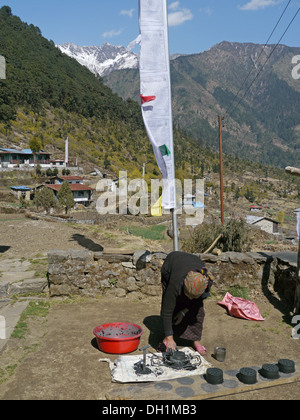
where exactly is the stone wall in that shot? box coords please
[47,249,298,311]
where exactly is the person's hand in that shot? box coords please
[173,311,185,326]
[163,335,177,351]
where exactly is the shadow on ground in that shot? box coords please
[70,234,103,252]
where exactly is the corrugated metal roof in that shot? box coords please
[46,184,94,192]
[0,148,50,155]
[0,148,31,154]
[10,186,31,191]
[0,148,22,153]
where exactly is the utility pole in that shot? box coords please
[218,115,225,225]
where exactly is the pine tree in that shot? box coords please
[57,181,75,214]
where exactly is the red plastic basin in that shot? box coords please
[93,322,143,354]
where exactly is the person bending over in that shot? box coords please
[160,251,213,355]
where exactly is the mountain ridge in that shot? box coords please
[56,41,186,77]
[57,39,300,168]
[103,40,300,168]
[57,42,139,77]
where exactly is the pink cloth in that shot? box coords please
[218,292,264,321]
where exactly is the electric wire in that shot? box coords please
[224,0,295,117]
[226,6,300,118]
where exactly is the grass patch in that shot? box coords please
[0,364,17,383]
[122,225,167,241]
[11,300,50,339]
[226,285,249,300]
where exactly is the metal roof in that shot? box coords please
[10,186,31,191]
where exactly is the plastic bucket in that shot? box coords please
[93,322,143,354]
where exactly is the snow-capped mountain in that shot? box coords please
[57,42,139,77]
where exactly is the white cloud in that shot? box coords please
[168,1,193,26]
[199,7,213,17]
[102,29,123,39]
[120,8,135,18]
[239,0,283,11]
[169,1,180,11]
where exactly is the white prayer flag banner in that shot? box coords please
[139,0,176,210]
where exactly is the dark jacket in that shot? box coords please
[160,251,212,337]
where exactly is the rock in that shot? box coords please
[48,263,66,275]
[117,277,140,292]
[122,262,135,269]
[151,252,167,260]
[0,280,9,297]
[226,252,254,264]
[69,249,93,262]
[133,250,151,270]
[9,278,48,295]
[48,250,69,263]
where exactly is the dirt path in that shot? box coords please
[0,213,170,260]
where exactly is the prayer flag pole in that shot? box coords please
[139,0,178,251]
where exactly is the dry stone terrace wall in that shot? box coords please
[47,249,298,311]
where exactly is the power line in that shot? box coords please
[224,0,293,117]
[226,6,300,118]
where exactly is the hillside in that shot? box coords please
[0,6,221,182]
[104,41,300,169]
[1,5,300,214]
[0,6,175,179]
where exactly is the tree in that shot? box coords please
[244,187,255,203]
[57,181,75,214]
[34,187,57,214]
[29,137,42,166]
[0,6,12,18]
[29,137,42,153]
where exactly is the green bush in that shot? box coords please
[221,218,250,252]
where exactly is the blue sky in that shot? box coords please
[1,0,299,54]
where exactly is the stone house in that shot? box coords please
[246,215,279,234]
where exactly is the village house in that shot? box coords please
[0,148,51,168]
[45,181,94,207]
[10,175,94,207]
[249,205,263,212]
[246,215,279,235]
[10,185,32,201]
[49,159,68,168]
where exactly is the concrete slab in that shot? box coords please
[0,300,29,353]
[0,271,36,283]
[0,259,32,272]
